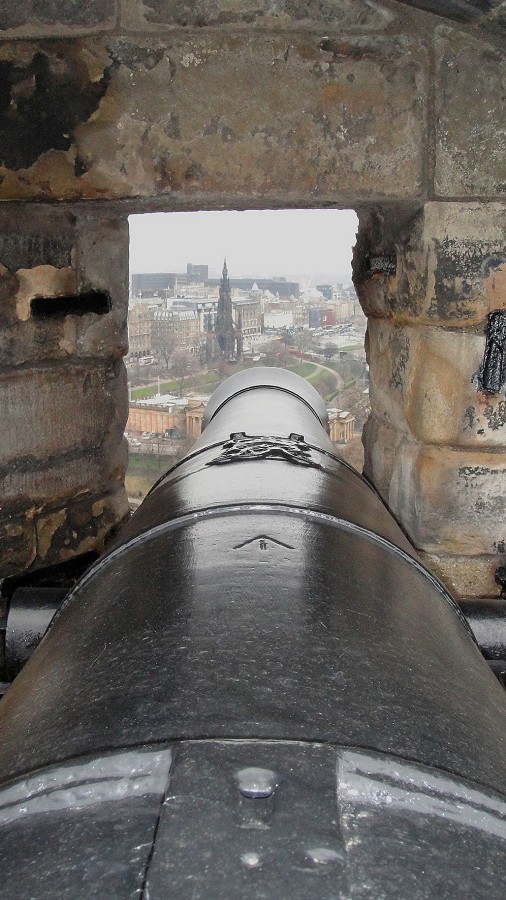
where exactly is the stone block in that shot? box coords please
[354,202,506,326]
[0,1,116,38]
[435,27,506,197]
[0,34,427,202]
[367,319,506,447]
[362,414,404,504]
[33,485,129,569]
[419,550,505,600]
[0,437,128,507]
[75,213,129,359]
[1,362,127,466]
[383,436,506,557]
[0,207,128,365]
[120,0,396,30]
[0,206,74,270]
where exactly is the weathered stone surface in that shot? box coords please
[397,0,506,30]
[1,362,127,466]
[0,207,74,270]
[366,419,506,556]
[0,517,36,578]
[0,1,116,37]
[0,209,128,365]
[0,35,427,202]
[435,27,506,197]
[75,213,129,358]
[121,0,396,30]
[14,266,78,321]
[0,202,129,579]
[0,437,128,506]
[33,485,129,569]
[367,319,506,447]
[419,550,505,600]
[355,202,506,326]
[0,44,114,175]
[362,414,506,598]
[362,414,404,503]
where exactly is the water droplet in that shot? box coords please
[236,767,279,798]
[241,851,262,868]
[305,847,344,867]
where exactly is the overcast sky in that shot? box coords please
[129,209,358,282]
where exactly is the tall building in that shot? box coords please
[232,296,262,337]
[214,260,242,360]
[187,263,209,284]
[151,308,200,356]
[128,304,154,358]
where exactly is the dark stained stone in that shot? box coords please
[0,49,115,170]
[396,1,496,25]
[139,0,394,29]
[0,1,116,32]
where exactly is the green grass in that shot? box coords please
[126,453,163,473]
[287,362,318,379]
[131,380,179,400]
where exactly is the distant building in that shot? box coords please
[170,298,218,334]
[152,308,200,355]
[208,276,299,298]
[263,309,294,329]
[308,307,335,329]
[131,269,298,300]
[316,284,333,301]
[127,395,208,439]
[332,296,355,322]
[130,272,177,298]
[233,297,262,336]
[187,263,209,284]
[328,409,355,443]
[128,304,154,358]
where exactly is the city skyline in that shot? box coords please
[129,209,358,283]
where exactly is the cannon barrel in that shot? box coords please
[0,368,505,898]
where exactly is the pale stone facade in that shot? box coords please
[128,304,153,358]
[127,400,206,439]
[232,297,262,336]
[328,410,355,444]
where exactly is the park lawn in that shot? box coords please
[287,362,318,379]
[131,380,179,400]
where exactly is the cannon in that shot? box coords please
[0,367,505,898]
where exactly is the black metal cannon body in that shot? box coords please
[0,368,505,898]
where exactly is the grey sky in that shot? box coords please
[129,209,358,281]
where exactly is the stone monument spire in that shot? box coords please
[215,258,240,360]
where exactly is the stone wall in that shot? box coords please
[0,205,129,577]
[354,202,506,598]
[0,1,504,600]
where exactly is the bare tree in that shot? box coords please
[171,349,191,396]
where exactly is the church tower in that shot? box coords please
[215,259,241,361]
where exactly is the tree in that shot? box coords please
[295,330,313,353]
[313,371,336,399]
[158,336,176,371]
[324,343,338,360]
[171,349,191,396]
